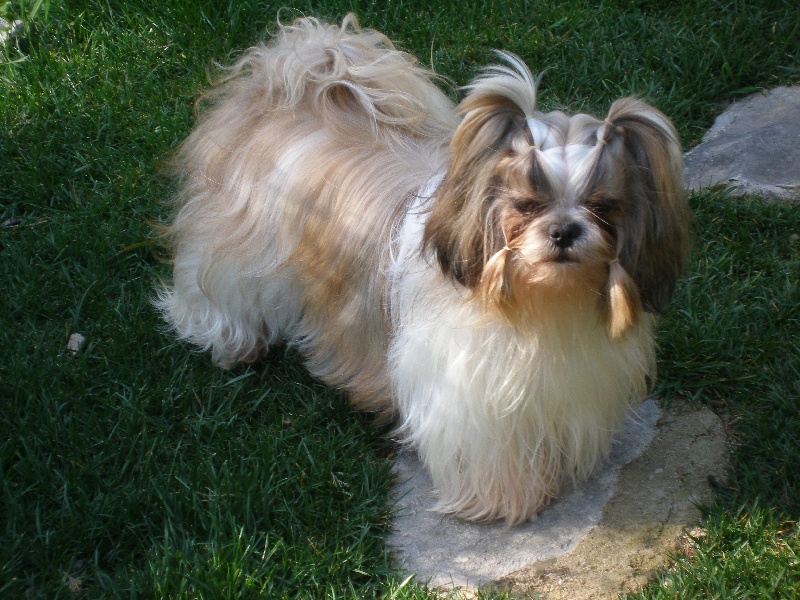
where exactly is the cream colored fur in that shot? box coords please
[390,193,655,523]
[157,15,456,407]
[157,15,688,525]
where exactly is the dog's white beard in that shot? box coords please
[388,194,656,525]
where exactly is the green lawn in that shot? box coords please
[2,0,799,597]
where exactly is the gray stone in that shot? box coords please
[684,86,800,201]
[0,18,9,45]
[67,332,86,353]
[389,398,726,595]
[498,399,726,599]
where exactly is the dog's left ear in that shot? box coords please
[424,55,535,288]
[603,98,690,314]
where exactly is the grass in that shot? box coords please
[656,195,800,511]
[1,0,799,597]
[624,193,800,599]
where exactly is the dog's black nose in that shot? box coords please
[548,221,583,248]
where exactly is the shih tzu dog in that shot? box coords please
[157,14,689,525]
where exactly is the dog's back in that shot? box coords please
[157,15,456,411]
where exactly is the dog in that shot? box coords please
[157,14,690,525]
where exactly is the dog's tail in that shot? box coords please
[203,14,457,137]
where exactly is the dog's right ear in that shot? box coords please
[602,98,690,315]
[423,53,536,288]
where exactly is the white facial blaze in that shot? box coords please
[514,141,610,267]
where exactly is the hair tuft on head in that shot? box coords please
[462,51,539,118]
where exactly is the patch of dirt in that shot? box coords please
[496,399,728,599]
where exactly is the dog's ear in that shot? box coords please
[603,98,690,314]
[424,95,522,287]
[424,54,535,288]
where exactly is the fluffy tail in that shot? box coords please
[203,14,457,137]
[156,14,455,372]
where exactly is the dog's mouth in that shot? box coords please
[514,234,613,271]
[553,249,577,264]
[515,246,582,266]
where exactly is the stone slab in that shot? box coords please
[499,399,726,598]
[390,399,660,588]
[389,398,727,596]
[684,86,800,201]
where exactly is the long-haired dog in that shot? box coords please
[157,14,689,525]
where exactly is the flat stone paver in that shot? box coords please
[685,86,800,201]
[499,399,726,598]
[390,399,727,596]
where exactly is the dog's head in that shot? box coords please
[424,53,689,338]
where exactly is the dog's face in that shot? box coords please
[424,72,689,337]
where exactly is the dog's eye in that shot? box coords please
[512,198,545,216]
[584,197,617,216]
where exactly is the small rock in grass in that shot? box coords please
[67,333,86,353]
[1,19,24,46]
[10,20,24,38]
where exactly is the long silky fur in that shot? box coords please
[158,14,688,526]
[156,15,456,411]
[390,199,656,524]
